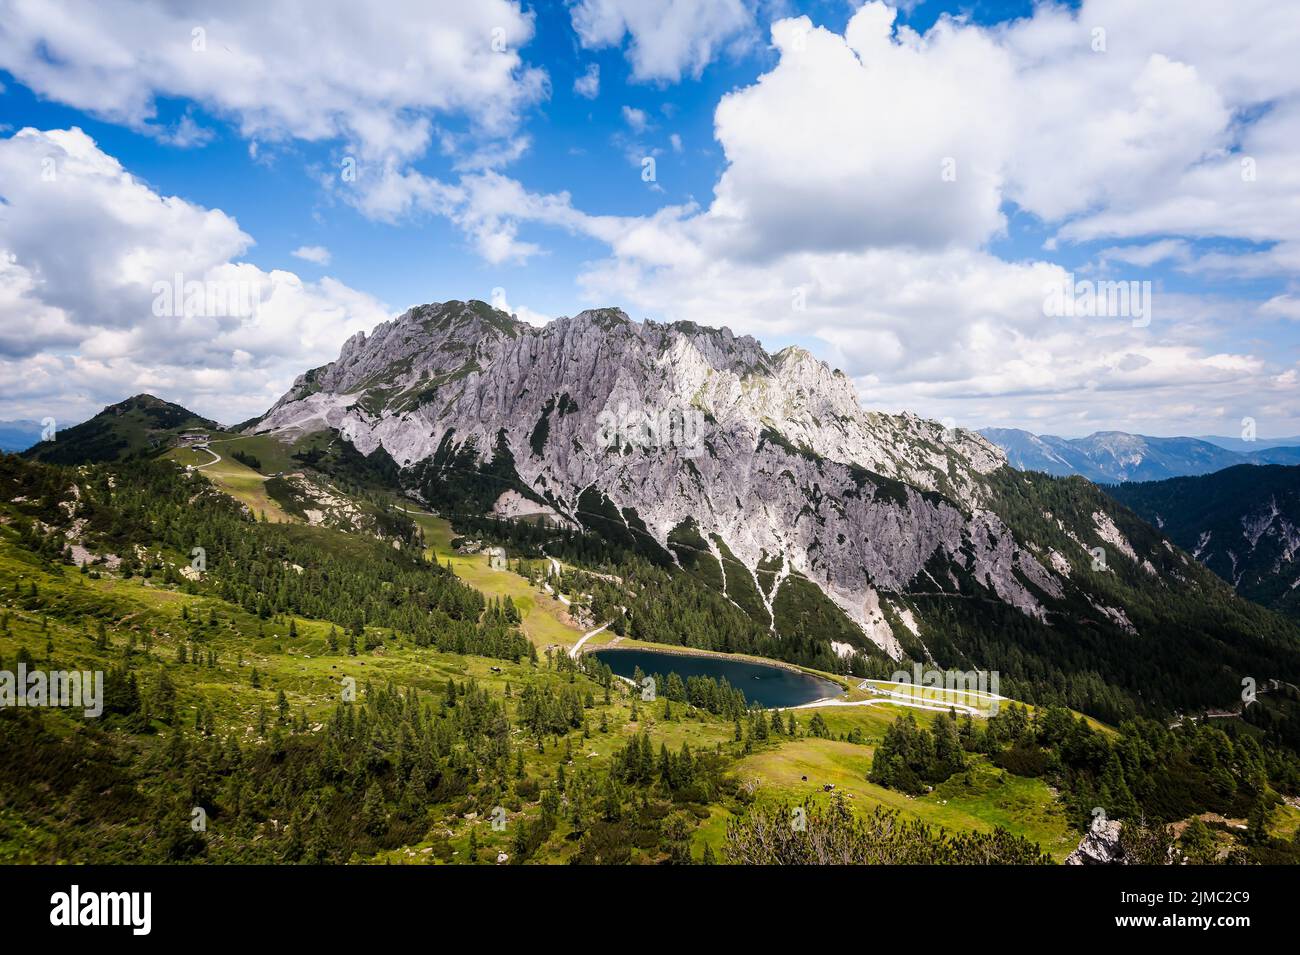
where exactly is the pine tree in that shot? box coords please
[1179,817,1217,864]
[808,712,829,738]
[1245,798,1273,847]
[361,782,386,836]
[931,712,965,780]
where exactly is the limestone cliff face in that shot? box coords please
[1065,819,1126,865]
[251,301,1075,658]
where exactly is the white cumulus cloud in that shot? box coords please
[0,127,389,423]
[574,63,601,99]
[0,0,546,162]
[291,245,331,266]
[570,0,755,82]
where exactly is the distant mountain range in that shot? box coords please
[981,428,1300,483]
[0,419,43,453]
[1198,434,1300,453]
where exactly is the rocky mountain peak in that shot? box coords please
[571,306,632,329]
[247,300,1139,659]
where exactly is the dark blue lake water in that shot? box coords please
[590,648,843,708]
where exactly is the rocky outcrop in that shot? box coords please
[1066,819,1125,865]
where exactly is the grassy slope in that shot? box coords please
[706,704,1077,862]
[405,510,586,651]
[0,521,735,864]
[210,431,335,476]
[163,445,293,523]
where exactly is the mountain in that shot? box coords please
[22,394,218,465]
[1107,465,1300,619]
[1244,446,1300,466]
[245,299,1300,718]
[0,419,43,453]
[982,427,1300,482]
[1199,435,1300,453]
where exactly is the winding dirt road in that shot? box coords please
[569,621,612,659]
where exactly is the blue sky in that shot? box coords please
[0,0,1297,438]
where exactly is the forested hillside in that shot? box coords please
[423,469,1300,728]
[0,453,1055,863]
[23,395,218,466]
[1108,465,1300,620]
[6,451,1300,864]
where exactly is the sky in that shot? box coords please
[0,0,1297,439]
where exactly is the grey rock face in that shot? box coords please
[1065,819,1126,865]
[254,300,1065,658]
